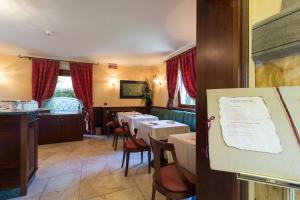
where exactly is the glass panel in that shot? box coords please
[179,72,195,106]
[53,76,75,98]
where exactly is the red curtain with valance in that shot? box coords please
[70,62,94,133]
[179,47,196,98]
[166,57,179,108]
[32,58,59,106]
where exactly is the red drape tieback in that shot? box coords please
[201,116,215,159]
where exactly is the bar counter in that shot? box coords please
[0,109,42,195]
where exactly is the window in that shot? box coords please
[53,76,75,98]
[178,70,195,107]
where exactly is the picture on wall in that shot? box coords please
[120,80,146,99]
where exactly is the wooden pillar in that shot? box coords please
[196,0,249,199]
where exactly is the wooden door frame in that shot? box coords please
[196,0,249,199]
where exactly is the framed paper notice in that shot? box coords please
[219,96,282,153]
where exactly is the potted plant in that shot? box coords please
[142,81,153,107]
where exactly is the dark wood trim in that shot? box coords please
[94,106,150,134]
[59,69,71,76]
[196,0,249,199]
[152,106,195,112]
[241,0,249,88]
[38,114,85,145]
[20,115,27,195]
[0,113,39,196]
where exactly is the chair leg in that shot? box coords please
[151,183,156,200]
[148,150,151,174]
[125,152,130,177]
[141,151,143,163]
[112,134,116,147]
[121,150,126,168]
[114,135,119,151]
[107,126,110,138]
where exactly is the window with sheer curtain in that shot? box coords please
[53,76,75,98]
[178,70,195,107]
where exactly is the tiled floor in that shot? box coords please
[11,135,166,200]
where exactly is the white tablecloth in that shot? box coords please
[117,111,142,124]
[137,120,190,144]
[124,114,159,134]
[168,132,196,175]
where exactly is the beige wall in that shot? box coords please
[151,63,168,107]
[93,64,156,107]
[93,63,168,107]
[249,0,282,88]
[0,55,167,107]
[0,55,32,101]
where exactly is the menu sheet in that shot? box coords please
[219,97,282,153]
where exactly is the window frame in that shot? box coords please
[53,73,76,98]
[178,90,196,110]
[177,69,195,109]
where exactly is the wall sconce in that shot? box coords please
[110,78,117,87]
[0,72,5,80]
[153,75,163,86]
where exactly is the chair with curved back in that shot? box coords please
[121,122,151,177]
[149,136,196,200]
[106,110,114,138]
[111,114,123,150]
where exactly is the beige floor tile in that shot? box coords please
[79,172,136,200]
[8,178,48,200]
[36,159,82,178]
[12,136,163,200]
[9,196,41,200]
[27,177,49,197]
[133,173,165,200]
[105,188,144,200]
[81,160,111,179]
[68,150,108,165]
[86,195,106,200]
[41,172,81,200]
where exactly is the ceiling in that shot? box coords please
[0,0,196,66]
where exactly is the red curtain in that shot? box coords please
[180,47,196,98]
[70,62,94,133]
[166,57,179,108]
[32,58,59,106]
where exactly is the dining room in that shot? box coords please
[0,0,300,200]
[0,0,198,199]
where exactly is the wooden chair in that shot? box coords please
[112,115,123,150]
[105,110,113,138]
[149,136,196,200]
[121,122,151,177]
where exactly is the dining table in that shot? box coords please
[167,132,196,175]
[123,114,159,135]
[137,120,190,144]
[117,111,142,124]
